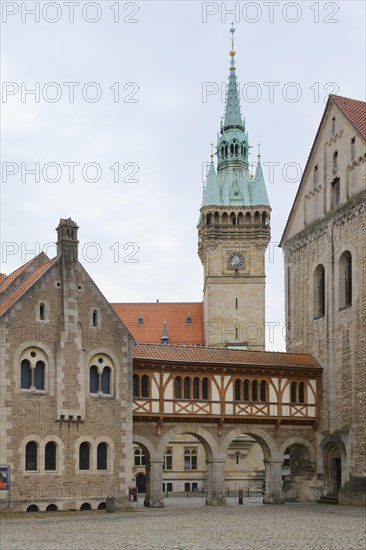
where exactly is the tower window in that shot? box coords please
[314,264,325,318]
[331,178,340,208]
[351,137,355,161]
[45,442,57,471]
[34,361,45,390]
[339,251,352,309]
[92,310,98,327]
[332,116,336,135]
[97,443,108,470]
[25,442,38,471]
[39,303,45,320]
[79,442,90,470]
[21,360,32,389]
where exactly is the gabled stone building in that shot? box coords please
[0,219,134,511]
[280,95,366,504]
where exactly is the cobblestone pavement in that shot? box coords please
[1,498,365,550]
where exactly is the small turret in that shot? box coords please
[56,218,79,264]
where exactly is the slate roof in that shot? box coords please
[0,258,56,316]
[112,302,205,346]
[133,343,321,369]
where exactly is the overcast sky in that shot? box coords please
[1,1,365,350]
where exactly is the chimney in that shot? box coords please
[56,218,79,264]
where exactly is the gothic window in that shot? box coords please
[20,349,47,391]
[175,376,182,399]
[34,361,45,390]
[101,367,111,394]
[202,378,209,400]
[134,448,145,466]
[225,144,228,157]
[314,264,325,318]
[39,303,45,320]
[79,442,90,470]
[141,375,149,398]
[21,360,31,389]
[252,380,258,402]
[243,380,250,401]
[164,448,173,470]
[97,443,108,470]
[241,145,244,156]
[230,143,234,156]
[235,379,241,401]
[184,377,191,399]
[133,374,139,398]
[299,382,305,404]
[260,380,267,402]
[339,251,352,309]
[290,382,297,404]
[25,441,38,471]
[45,442,56,471]
[90,366,99,393]
[184,449,197,470]
[193,377,200,400]
[234,143,238,155]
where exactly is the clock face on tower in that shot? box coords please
[228,252,244,270]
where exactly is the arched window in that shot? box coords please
[235,379,241,401]
[25,441,37,471]
[133,374,139,398]
[185,482,191,492]
[34,361,44,390]
[175,376,182,399]
[21,359,31,389]
[252,380,258,402]
[79,442,90,470]
[97,443,107,470]
[245,212,251,224]
[90,366,99,393]
[45,442,56,471]
[164,448,173,470]
[230,143,234,155]
[193,377,200,400]
[234,143,238,155]
[39,303,45,320]
[260,381,267,402]
[202,378,209,400]
[101,367,111,394]
[299,382,305,404]
[141,375,149,398]
[339,251,352,309]
[314,264,325,318]
[167,482,173,492]
[331,177,340,208]
[191,449,197,470]
[333,151,338,174]
[184,377,191,399]
[92,310,98,327]
[254,211,260,224]
[243,380,250,401]
[290,382,297,404]
[206,213,211,225]
[134,448,146,466]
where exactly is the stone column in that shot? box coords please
[263,459,285,504]
[144,458,164,507]
[206,457,227,505]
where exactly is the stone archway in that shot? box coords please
[219,426,283,504]
[279,439,317,502]
[323,442,342,497]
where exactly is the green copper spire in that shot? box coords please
[224,24,244,129]
[201,27,270,209]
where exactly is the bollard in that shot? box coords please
[106,495,115,513]
[238,489,243,505]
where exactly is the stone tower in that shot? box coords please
[198,30,271,350]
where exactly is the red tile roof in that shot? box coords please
[331,95,366,141]
[0,274,7,286]
[0,258,34,295]
[112,303,205,345]
[0,259,56,316]
[133,343,321,368]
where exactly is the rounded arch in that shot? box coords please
[219,426,277,460]
[156,423,219,459]
[320,435,347,463]
[278,437,316,460]
[132,434,156,459]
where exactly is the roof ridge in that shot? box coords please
[134,342,313,356]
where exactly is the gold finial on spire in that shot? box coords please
[257,142,261,159]
[229,22,236,57]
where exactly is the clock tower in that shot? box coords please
[198,29,271,350]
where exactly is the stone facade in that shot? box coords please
[0,219,134,512]
[281,96,366,505]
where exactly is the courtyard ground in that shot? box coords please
[0,497,365,549]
